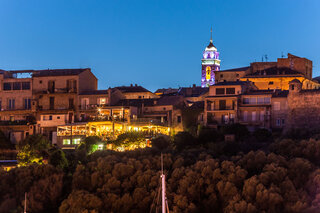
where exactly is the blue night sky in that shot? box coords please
[0,0,319,91]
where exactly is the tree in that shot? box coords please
[221,123,249,141]
[0,130,13,150]
[152,136,171,151]
[17,134,50,166]
[173,131,197,151]
[48,148,68,170]
[77,136,103,154]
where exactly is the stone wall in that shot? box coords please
[287,90,320,130]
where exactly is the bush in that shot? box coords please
[253,128,272,142]
[221,123,249,141]
[152,136,171,151]
[173,131,197,151]
[198,128,223,144]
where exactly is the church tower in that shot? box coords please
[201,29,220,87]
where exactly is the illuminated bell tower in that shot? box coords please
[201,28,220,87]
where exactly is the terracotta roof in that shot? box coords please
[32,68,89,77]
[115,85,150,93]
[80,90,109,95]
[178,86,209,97]
[214,81,249,86]
[219,66,250,72]
[246,67,302,77]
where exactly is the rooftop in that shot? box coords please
[115,85,151,93]
[80,90,109,95]
[32,68,89,77]
[246,67,303,77]
[219,66,250,72]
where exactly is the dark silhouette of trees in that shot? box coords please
[4,134,320,212]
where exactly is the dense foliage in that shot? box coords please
[3,129,320,212]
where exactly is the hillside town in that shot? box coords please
[1,36,319,150]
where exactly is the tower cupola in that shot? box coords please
[201,28,221,87]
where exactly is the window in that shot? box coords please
[273,102,280,111]
[63,139,71,145]
[57,116,60,119]
[220,74,223,78]
[249,98,257,104]
[8,99,15,110]
[13,82,21,90]
[219,100,226,110]
[291,85,294,90]
[268,81,274,85]
[236,74,239,78]
[72,138,81,145]
[69,98,74,109]
[216,88,225,95]
[42,115,47,121]
[260,111,265,121]
[177,116,181,123]
[0,99,1,110]
[243,98,249,104]
[22,82,30,90]
[39,80,42,84]
[282,119,285,125]
[276,119,281,126]
[264,97,271,104]
[3,83,11,91]
[99,98,107,105]
[252,111,256,121]
[10,116,14,122]
[226,88,235,94]
[49,97,54,110]
[257,97,264,104]
[243,111,248,121]
[24,98,31,109]
[49,115,53,120]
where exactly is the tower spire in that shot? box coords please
[210,27,213,43]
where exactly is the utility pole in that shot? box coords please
[161,153,166,213]
[24,192,27,213]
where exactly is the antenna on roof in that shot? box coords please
[262,56,264,62]
[265,55,268,62]
[281,52,284,58]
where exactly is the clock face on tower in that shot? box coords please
[206,66,211,80]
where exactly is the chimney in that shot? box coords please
[135,84,137,87]
[192,84,196,88]
[130,84,133,87]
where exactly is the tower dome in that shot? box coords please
[201,28,220,87]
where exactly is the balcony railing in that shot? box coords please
[207,106,235,111]
[33,88,77,94]
[0,120,29,126]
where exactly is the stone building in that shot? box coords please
[286,79,320,131]
[214,54,320,90]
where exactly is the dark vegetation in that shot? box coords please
[2,126,320,212]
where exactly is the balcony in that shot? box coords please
[33,88,77,94]
[131,118,168,126]
[207,106,235,111]
[79,104,108,110]
[0,120,29,126]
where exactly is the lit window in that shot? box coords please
[99,98,107,105]
[72,138,81,145]
[63,139,71,145]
